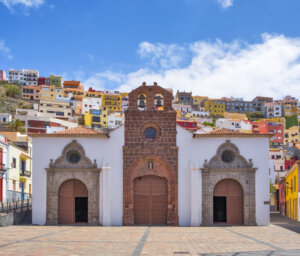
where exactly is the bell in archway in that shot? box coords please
[156,96,162,107]
[138,95,146,108]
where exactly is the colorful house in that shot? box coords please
[285,162,299,221]
[63,81,84,102]
[284,126,300,145]
[278,178,286,216]
[203,100,225,118]
[252,120,284,146]
[0,132,32,201]
[102,93,122,112]
[84,107,108,129]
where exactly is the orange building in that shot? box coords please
[22,85,41,100]
[63,81,84,102]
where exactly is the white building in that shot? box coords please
[8,69,39,85]
[82,98,102,114]
[8,69,22,84]
[107,112,123,129]
[31,84,270,227]
[0,113,12,122]
[216,118,242,131]
[172,103,192,114]
[192,110,209,117]
[22,69,39,86]
[262,102,283,118]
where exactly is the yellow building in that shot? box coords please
[102,93,122,112]
[84,87,103,98]
[204,100,225,118]
[285,162,299,221]
[284,126,300,144]
[283,104,299,117]
[40,85,63,101]
[84,107,108,129]
[0,132,32,201]
[193,96,208,105]
[224,112,247,120]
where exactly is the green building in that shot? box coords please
[49,74,62,88]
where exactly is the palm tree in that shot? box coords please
[9,119,25,133]
[5,84,21,98]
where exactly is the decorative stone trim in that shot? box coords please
[201,140,257,226]
[45,140,101,225]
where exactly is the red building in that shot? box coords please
[278,178,286,216]
[285,157,298,170]
[38,77,50,86]
[252,121,283,145]
[27,120,65,134]
[176,120,197,131]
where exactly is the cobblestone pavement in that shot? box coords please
[0,214,299,255]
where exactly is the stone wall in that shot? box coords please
[123,83,178,225]
[201,140,257,226]
[45,140,101,225]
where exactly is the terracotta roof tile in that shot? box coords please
[29,126,109,138]
[193,128,271,138]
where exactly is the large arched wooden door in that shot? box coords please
[213,179,244,225]
[134,175,167,225]
[58,179,88,224]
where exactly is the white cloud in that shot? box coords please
[84,34,300,100]
[0,0,45,11]
[0,39,13,59]
[138,41,187,69]
[217,0,234,8]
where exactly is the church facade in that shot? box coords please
[31,83,270,226]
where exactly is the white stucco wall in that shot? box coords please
[177,125,270,226]
[32,126,124,226]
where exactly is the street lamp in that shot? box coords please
[286,182,293,191]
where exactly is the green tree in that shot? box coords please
[285,115,298,129]
[9,119,25,133]
[4,84,21,98]
[246,111,264,121]
[203,121,215,127]
[270,181,276,194]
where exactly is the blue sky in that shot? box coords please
[1,0,300,99]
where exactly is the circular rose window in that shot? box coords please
[67,151,81,164]
[144,127,157,140]
[221,150,235,163]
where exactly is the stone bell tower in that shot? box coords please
[123,82,178,225]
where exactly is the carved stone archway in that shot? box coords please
[201,140,257,226]
[45,140,101,225]
[123,155,177,225]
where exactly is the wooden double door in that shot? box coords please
[213,179,244,225]
[134,175,167,225]
[58,179,88,224]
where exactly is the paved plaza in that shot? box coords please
[0,214,299,256]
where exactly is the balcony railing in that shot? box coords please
[20,169,31,178]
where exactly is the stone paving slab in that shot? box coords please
[0,222,299,255]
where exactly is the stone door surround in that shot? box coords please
[45,140,101,225]
[201,140,257,226]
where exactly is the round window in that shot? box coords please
[144,127,157,140]
[67,151,81,164]
[221,150,235,163]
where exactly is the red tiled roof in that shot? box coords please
[193,128,271,138]
[29,126,109,138]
